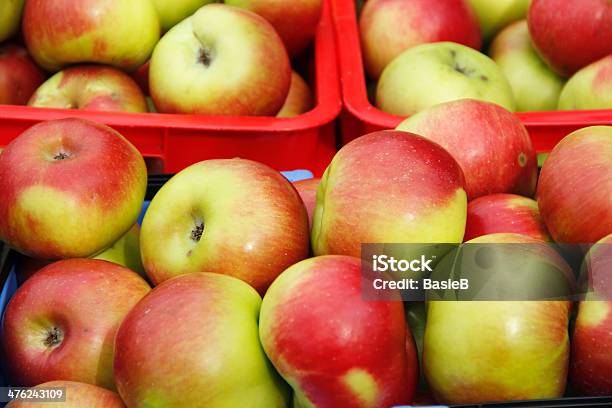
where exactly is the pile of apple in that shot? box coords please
[359,0,612,114]
[0,0,322,117]
[0,88,611,406]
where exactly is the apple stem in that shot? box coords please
[53,152,70,161]
[191,221,204,242]
[44,327,64,347]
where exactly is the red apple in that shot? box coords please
[571,234,612,395]
[0,44,45,105]
[259,255,417,407]
[6,381,126,408]
[1,259,151,389]
[224,0,323,57]
[22,0,160,72]
[140,159,309,293]
[397,99,537,200]
[465,193,550,242]
[537,126,612,244]
[28,65,147,112]
[0,118,148,259]
[292,177,320,230]
[359,0,481,79]
[277,71,314,118]
[114,272,290,406]
[528,0,612,77]
[312,130,467,257]
[131,60,150,95]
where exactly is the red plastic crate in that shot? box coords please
[0,0,341,177]
[331,0,612,152]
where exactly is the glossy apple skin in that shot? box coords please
[114,272,289,407]
[464,194,550,242]
[260,255,417,407]
[359,0,481,79]
[377,42,516,116]
[537,126,612,244]
[528,0,612,77]
[559,55,612,110]
[6,381,126,408]
[150,4,291,116]
[0,118,147,259]
[490,20,565,112]
[571,235,612,395]
[467,0,530,40]
[140,158,309,293]
[397,99,536,200]
[94,224,145,277]
[0,0,24,42]
[22,0,160,72]
[312,130,467,257]
[150,0,216,32]
[225,0,323,57]
[0,45,46,105]
[425,233,571,404]
[1,259,151,389]
[28,65,147,112]
[292,177,320,231]
[277,71,314,118]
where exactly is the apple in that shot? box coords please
[140,158,309,293]
[150,0,216,32]
[467,0,530,40]
[114,272,289,407]
[292,177,320,230]
[537,126,612,244]
[0,44,46,105]
[149,4,291,116]
[28,65,148,113]
[424,233,572,404]
[558,55,612,110]
[312,130,467,257]
[528,0,612,77]
[397,99,536,200]
[2,259,151,389]
[464,193,550,242]
[6,381,126,408]
[377,42,516,116]
[131,61,150,95]
[0,0,24,42]
[490,20,565,112]
[277,71,314,118]
[0,118,147,259]
[259,255,417,407]
[14,224,145,283]
[224,0,323,57]
[22,0,160,72]
[94,224,145,277]
[571,235,612,395]
[359,0,481,80]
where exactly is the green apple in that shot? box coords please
[149,3,291,115]
[558,55,612,110]
[0,0,24,42]
[377,42,515,116]
[467,0,530,40]
[490,20,564,111]
[94,224,145,277]
[151,0,216,32]
[114,272,290,407]
[23,0,160,72]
